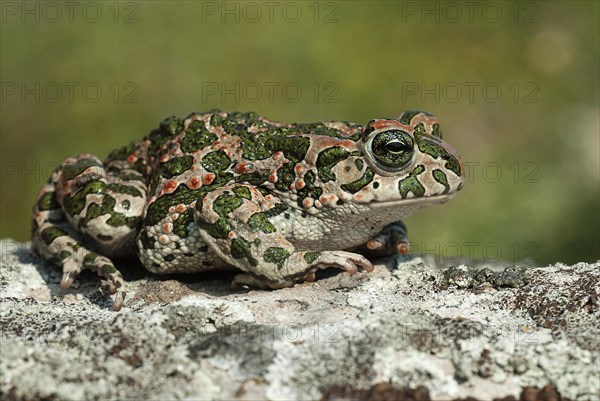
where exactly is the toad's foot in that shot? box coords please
[365,221,410,256]
[59,252,127,311]
[232,250,374,290]
[313,250,374,275]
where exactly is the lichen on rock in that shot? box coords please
[0,239,597,400]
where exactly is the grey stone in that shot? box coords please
[0,239,598,400]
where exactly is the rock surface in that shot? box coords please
[0,239,598,400]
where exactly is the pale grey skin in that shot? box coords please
[32,110,464,310]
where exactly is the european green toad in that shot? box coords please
[32,110,463,310]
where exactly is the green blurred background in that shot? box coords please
[1,1,598,265]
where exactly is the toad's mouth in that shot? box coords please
[368,193,457,208]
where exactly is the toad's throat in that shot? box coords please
[286,194,457,252]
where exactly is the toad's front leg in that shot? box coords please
[363,221,410,256]
[194,184,374,289]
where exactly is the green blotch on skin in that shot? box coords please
[236,171,269,186]
[41,227,68,250]
[444,158,461,178]
[432,123,442,139]
[82,194,139,229]
[398,165,426,198]
[295,122,344,137]
[172,209,192,238]
[296,170,323,206]
[210,114,247,136]
[202,150,231,173]
[38,191,60,211]
[232,186,252,200]
[240,134,276,161]
[198,218,231,239]
[231,237,257,267]
[341,168,374,194]
[415,134,446,159]
[116,170,145,182]
[164,254,175,262]
[316,147,349,182]
[83,252,98,264]
[240,134,269,160]
[107,142,136,162]
[64,181,107,216]
[58,250,71,261]
[213,194,243,217]
[295,121,362,141]
[139,228,155,250]
[249,134,309,162]
[107,211,137,228]
[101,264,117,274]
[147,188,193,226]
[264,202,289,218]
[142,116,185,157]
[180,120,217,153]
[303,251,320,264]
[274,162,295,192]
[231,111,269,128]
[415,134,461,177]
[264,136,310,163]
[264,247,290,269]
[413,123,426,135]
[399,110,433,125]
[248,212,275,233]
[347,133,361,141]
[62,158,103,180]
[147,133,172,155]
[147,169,162,196]
[82,196,110,226]
[107,183,142,197]
[160,116,184,136]
[432,169,450,194]
[160,155,194,179]
[208,112,226,126]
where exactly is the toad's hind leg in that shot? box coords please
[31,154,147,310]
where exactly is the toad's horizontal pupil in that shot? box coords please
[385,141,406,152]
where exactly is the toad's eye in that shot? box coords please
[371,130,414,169]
